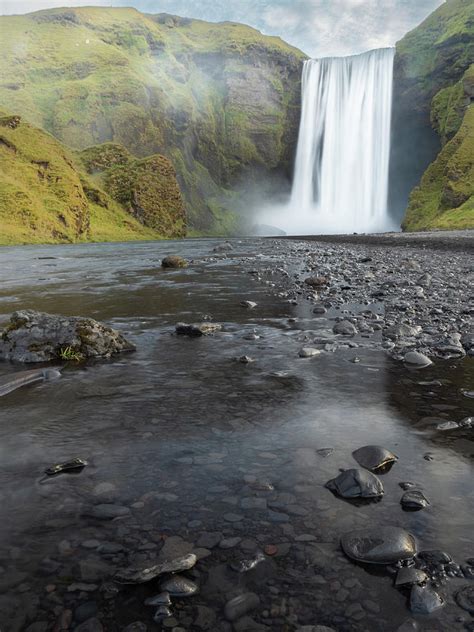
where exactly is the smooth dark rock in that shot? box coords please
[160,575,198,597]
[409,584,444,614]
[352,445,398,473]
[175,322,222,337]
[326,468,384,498]
[224,592,260,622]
[115,553,197,584]
[341,526,416,564]
[401,490,430,510]
[333,320,357,336]
[161,255,188,268]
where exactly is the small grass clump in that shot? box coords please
[58,346,84,361]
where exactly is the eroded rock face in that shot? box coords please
[0,310,135,363]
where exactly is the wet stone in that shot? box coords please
[404,351,432,368]
[85,504,130,520]
[456,585,474,614]
[401,490,430,510]
[160,575,198,597]
[333,320,357,336]
[326,468,384,498]
[114,553,197,584]
[342,526,416,564]
[395,567,428,586]
[224,592,260,622]
[409,584,444,614]
[144,591,171,607]
[352,445,398,473]
[299,347,321,358]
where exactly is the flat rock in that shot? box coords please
[114,553,196,584]
[341,526,416,564]
[326,468,384,498]
[0,310,134,363]
[395,567,428,586]
[85,504,130,520]
[175,322,222,337]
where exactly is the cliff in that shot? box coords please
[0,7,305,236]
[391,0,474,230]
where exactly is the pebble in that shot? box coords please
[299,347,321,358]
[160,576,198,597]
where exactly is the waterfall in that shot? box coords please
[278,48,396,234]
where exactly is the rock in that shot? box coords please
[456,585,474,614]
[0,310,135,363]
[304,276,329,288]
[115,553,197,584]
[298,347,321,358]
[417,550,452,565]
[0,367,61,397]
[224,592,260,622]
[229,552,265,573]
[160,575,198,597]
[352,445,398,473]
[212,242,233,253]
[85,504,130,520]
[401,490,430,510]
[175,322,222,337]
[144,592,171,606]
[122,623,147,632]
[74,602,98,623]
[409,584,444,614]
[404,351,432,368]
[73,618,104,632]
[325,468,384,498]
[240,301,257,309]
[153,606,172,621]
[395,621,419,632]
[161,255,188,268]
[312,306,327,315]
[333,320,357,336]
[395,567,428,586]
[436,421,460,431]
[194,605,216,630]
[45,457,87,476]
[238,355,254,364]
[295,627,336,632]
[341,526,416,564]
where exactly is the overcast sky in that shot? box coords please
[0,0,445,57]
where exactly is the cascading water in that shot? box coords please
[259,48,396,235]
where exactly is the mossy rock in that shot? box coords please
[104,154,186,237]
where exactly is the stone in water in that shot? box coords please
[326,468,384,498]
[114,553,197,584]
[45,457,88,476]
[352,445,398,473]
[160,575,198,597]
[341,526,416,564]
[401,490,430,511]
[410,584,444,614]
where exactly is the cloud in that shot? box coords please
[0,0,445,57]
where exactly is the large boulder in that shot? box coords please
[0,310,135,363]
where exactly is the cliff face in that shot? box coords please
[391,0,474,230]
[0,114,184,245]
[0,7,305,234]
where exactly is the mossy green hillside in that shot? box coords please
[0,7,305,233]
[0,114,182,244]
[403,101,474,232]
[394,0,474,231]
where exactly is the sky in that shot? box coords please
[0,0,445,57]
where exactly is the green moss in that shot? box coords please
[79,142,132,173]
[403,104,474,231]
[0,112,176,245]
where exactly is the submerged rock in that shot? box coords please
[144,592,171,607]
[333,320,357,336]
[456,585,474,614]
[175,322,222,337]
[401,490,430,510]
[0,368,61,397]
[299,347,321,358]
[352,445,398,473]
[213,242,233,253]
[409,584,444,614]
[403,351,432,368]
[224,592,260,621]
[161,255,188,268]
[114,553,197,584]
[240,301,257,309]
[229,552,265,573]
[160,575,198,597]
[326,468,384,498]
[341,526,416,564]
[153,606,172,621]
[0,310,135,363]
[45,457,87,476]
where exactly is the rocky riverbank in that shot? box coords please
[0,236,472,632]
